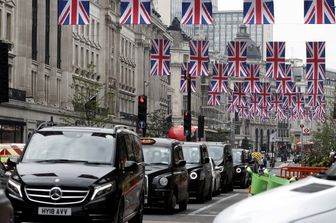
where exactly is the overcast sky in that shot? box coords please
[219,0,336,70]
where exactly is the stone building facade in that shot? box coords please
[0,0,173,143]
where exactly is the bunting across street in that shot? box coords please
[181,0,213,24]
[233,83,247,107]
[207,90,221,106]
[189,40,209,76]
[306,41,326,80]
[150,39,171,76]
[304,0,335,24]
[58,0,90,25]
[243,0,275,24]
[307,80,324,95]
[276,64,294,94]
[120,0,151,24]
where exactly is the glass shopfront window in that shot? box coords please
[0,122,24,143]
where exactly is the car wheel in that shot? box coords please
[178,199,188,211]
[129,194,144,223]
[167,193,177,213]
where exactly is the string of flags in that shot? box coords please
[57,0,328,122]
[58,0,336,25]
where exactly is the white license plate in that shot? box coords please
[38,207,71,216]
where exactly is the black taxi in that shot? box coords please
[141,138,189,212]
[232,148,251,188]
[181,142,212,203]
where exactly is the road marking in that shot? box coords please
[188,194,240,216]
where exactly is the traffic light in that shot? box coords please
[0,43,9,103]
[183,111,191,137]
[138,95,147,130]
[198,116,205,138]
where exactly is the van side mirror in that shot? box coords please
[176,160,186,167]
[124,161,138,172]
[7,157,18,170]
[204,157,210,164]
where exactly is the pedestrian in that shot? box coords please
[0,190,13,223]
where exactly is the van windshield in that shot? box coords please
[22,131,115,165]
[207,146,224,164]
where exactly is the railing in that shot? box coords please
[8,88,26,101]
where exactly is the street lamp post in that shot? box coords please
[300,124,304,164]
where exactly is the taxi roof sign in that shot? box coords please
[141,138,156,145]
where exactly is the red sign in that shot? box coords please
[300,124,304,128]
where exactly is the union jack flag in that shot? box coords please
[306,42,326,80]
[307,80,324,95]
[208,90,221,106]
[210,63,229,93]
[181,0,213,25]
[233,83,247,107]
[304,108,313,122]
[266,42,286,79]
[180,63,197,93]
[238,102,250,119]
[276,64,294,94]
[258,82,271,109]
[314,100,326,121]
[150,39,171,76]
[58,0,90,25]
[243,0,275,24]
[283,91,296,109]
[307,94,324,107]
[271,93,283,113]
[288,109,297,121]
[189,40,209,76]
[276,109,286,121]
[294,93,305,118]
[227,41,248,78]
[228,92,238,113]
[250,93,260,116]
[120,0,151,24]
[244,64,261,94]
[304,0,335,24]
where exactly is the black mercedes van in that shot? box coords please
[6,126,145,223]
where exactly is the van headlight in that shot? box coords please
[159,177,169,186]
[7,178,23,199]
[190,172,198,180]
[91,182,116,200]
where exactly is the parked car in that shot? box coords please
[141,138,189,212]
[206,142,234,192]
[232,148,251,188]
[0,189,13,223]
[209,157,223,195]
[6,125,145,223]
[214,167,336,223]
[181,142,212,203]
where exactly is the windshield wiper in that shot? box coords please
[36,159,87,163]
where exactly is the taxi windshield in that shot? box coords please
[22,131,115,165]
[232,150,243,164]
[207,146,224,162]
[143,146,171,165]
[182,146,201,164]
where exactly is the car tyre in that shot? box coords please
[129,194,144,223]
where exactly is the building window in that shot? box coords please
[57,17,62,68]
[235,125,240,135]
[74,45,78,66]
[32,0,38,60]
[121,38,124,55]
[0,123,24,143]
[8,65,13,88]
[57,78,61,106]
[6,13,11,41]
[45,0,50,65]
[96,54,99,73]
[86,49,89,68]
[96,22,100,43]
[31,71,37,99]
[45,75,50,103]
[80,47,84,67]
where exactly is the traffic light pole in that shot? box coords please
[186,72,192,142]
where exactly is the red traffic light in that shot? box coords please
[139,96,146,104]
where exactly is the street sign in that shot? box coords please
[138,121,146,129]
[303,128,310,135]
[300,124,304,129]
